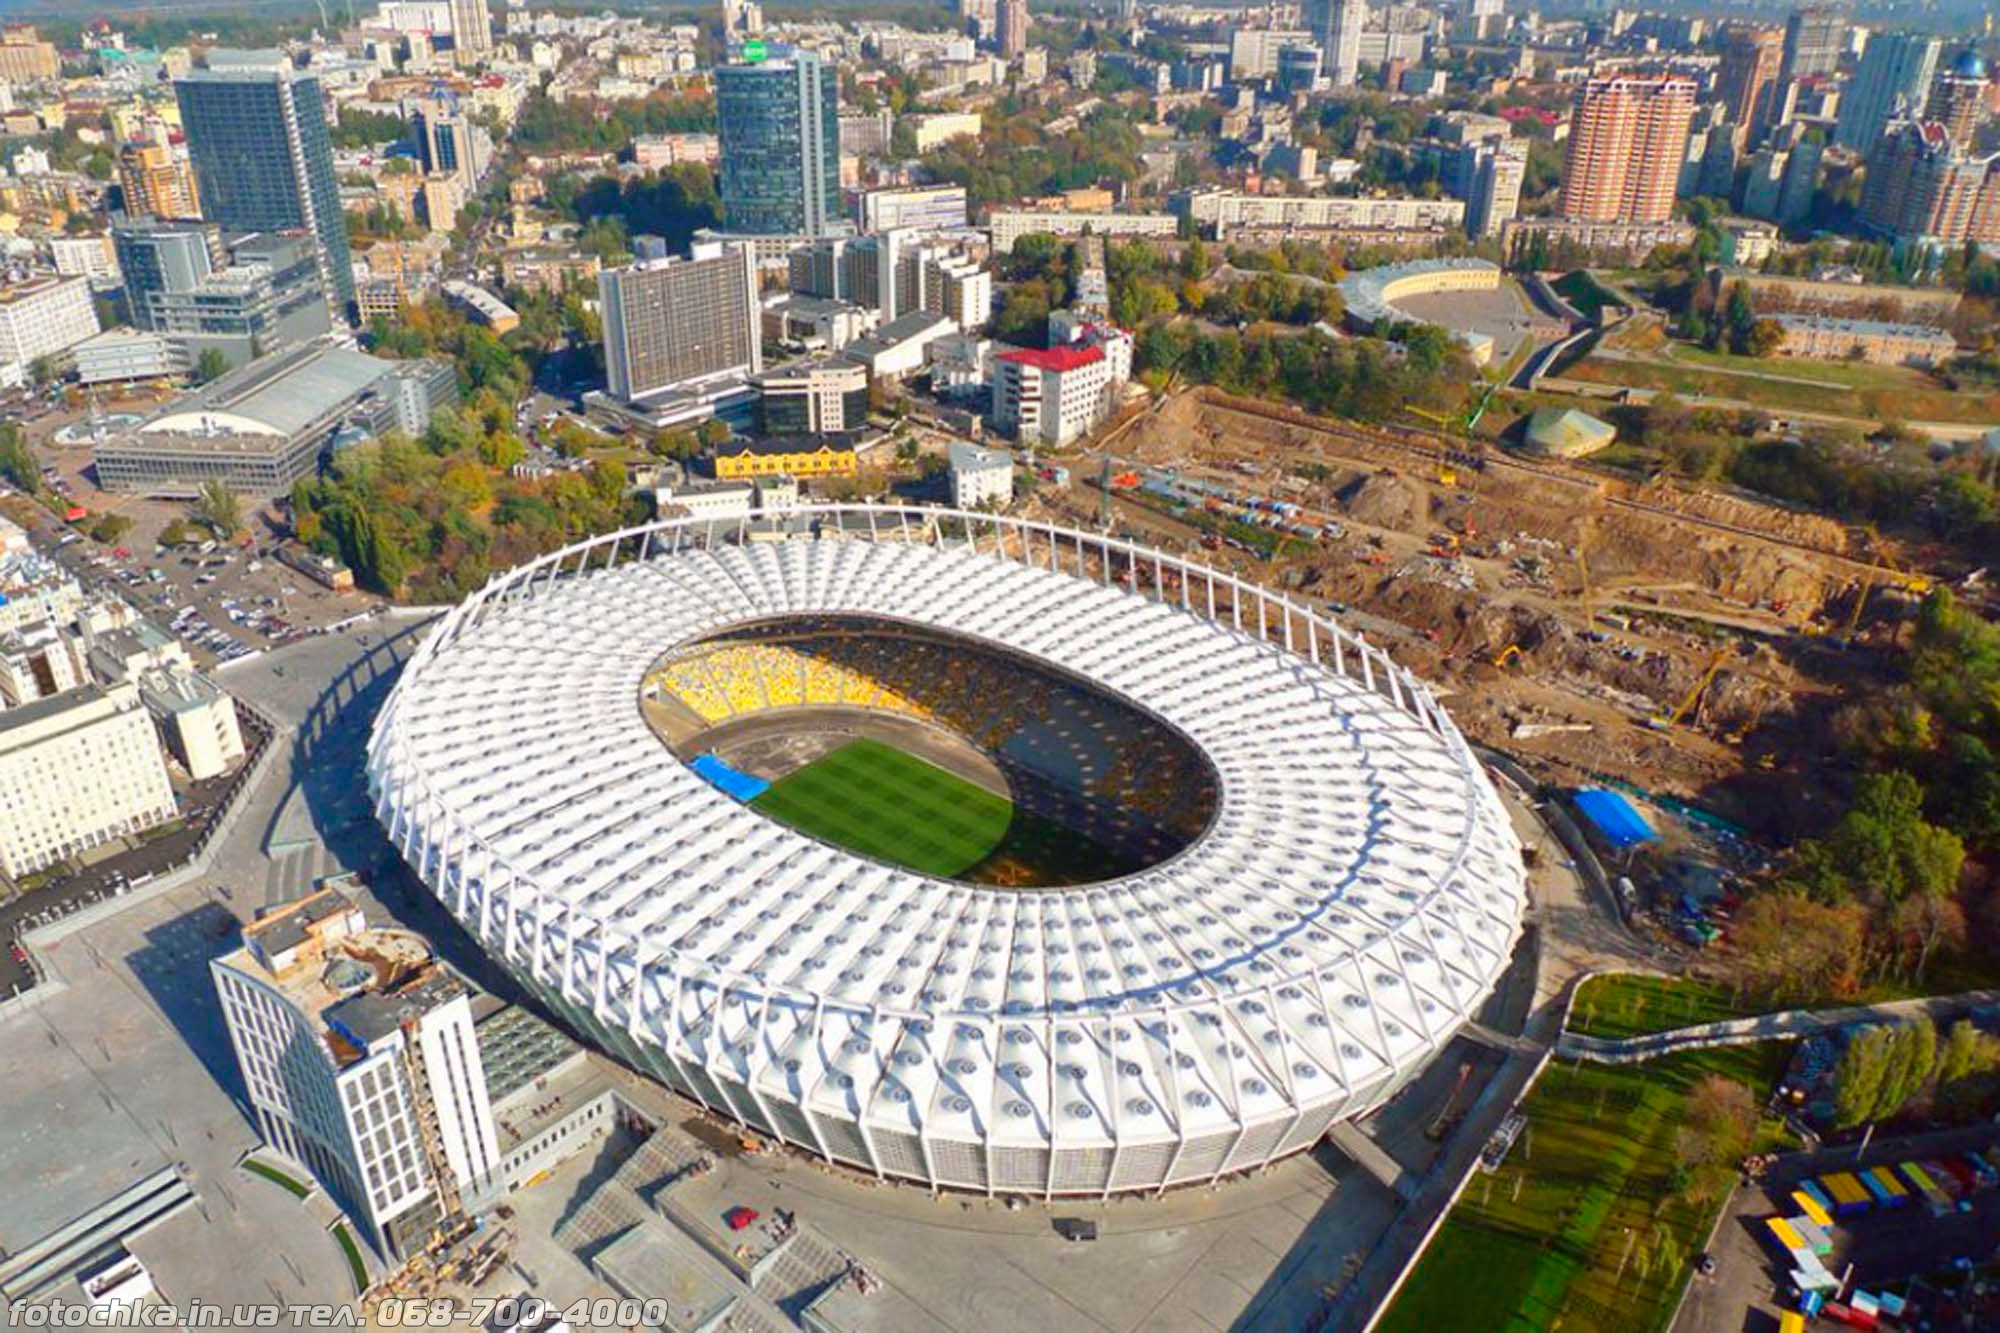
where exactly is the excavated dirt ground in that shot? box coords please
[1062,391,1917,837]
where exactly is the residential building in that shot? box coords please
[135,667,244,780]
[118,141,202,220]
[1859,120,2000,247]
[1928,47,1990,150]
[1172,189,1465,236]
[0,682,177,879]
[1558,77,1697,223]
[600,242,762,402]
[838,111,893,157]
[412,97,486,188]
[1717,27,1783,136]
[715,49,840,237]
[1304,0,1366,87]
[211,886,502,1258]
[449,0,493,56]
[1459,137,1527,238]
[858,185,969,233]
[750,357,868,435]
[1500,216,1696,264]
[0,25,57,83]
[51,235,118,282]
[0,275,100,388]
[1834,32,1939,153]
[1781,7,1845,83]
[925,251,992,330]
[1228,29,1310,80]
[949,441,1014,509]
[1771,314,1957,366]
[839,310,959,380]
[176,53,356,313]
[440,280,519,333]
[0,621,83,707]
[996,0,1030,59]
[907,112,984,153]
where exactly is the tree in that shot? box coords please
[1730,890,1867,1002]
[1933,1019,2000,1121]
[1673,1074,1758,1191]
[192,347,229,385]
[1832,1024,1894,1128]
[697,419,731,449]
[1792,771,1966,905]
[0,423,39,495]
[88,513,133,545]
[195,480,244,539]
[650,429,698,460]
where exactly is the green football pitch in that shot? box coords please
[751,738,1013,879]
[749,738,1144,885]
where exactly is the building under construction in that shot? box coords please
[210,883,501,1260]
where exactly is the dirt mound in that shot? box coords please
[1337,472,1422,529]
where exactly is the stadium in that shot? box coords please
[366,506,1529,1197]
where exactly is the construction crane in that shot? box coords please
[1844,523,1936,645]
[1645,650,1726,731]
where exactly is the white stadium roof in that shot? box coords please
[368,507,1528,1196]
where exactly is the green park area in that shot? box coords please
[1563,346,2000,425]
[1566,974,1756,1041]
[1377,1043,1791,1333]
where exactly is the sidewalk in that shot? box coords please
[1557,989,2000,1065]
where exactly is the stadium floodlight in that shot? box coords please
[368,505,1528,1198]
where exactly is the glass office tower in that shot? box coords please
[715,50,841,237]
[175,52,356,314]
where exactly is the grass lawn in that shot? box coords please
[331,1222,368,1294]
[1565,349,2000,424]
[752,738,1014,879]
[1567,974,1756,1040]
[241,1158,311,1199]
[1377,1043,1792,1333]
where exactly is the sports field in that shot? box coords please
[750,738,1140,885]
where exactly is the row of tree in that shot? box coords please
[1832,1017,2000,1129]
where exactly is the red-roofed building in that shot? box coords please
[994,341,1111,446]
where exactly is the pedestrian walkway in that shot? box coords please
[1557,988,2000,1064]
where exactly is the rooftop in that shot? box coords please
[997,342,1104,372]
[135,340,405,441]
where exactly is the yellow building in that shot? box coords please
[117,142,201,220]
[713,438,858,480]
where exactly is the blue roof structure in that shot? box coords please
[1572,789,1657,849]
[690,754,770,802]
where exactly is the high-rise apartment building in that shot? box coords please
[0,681,177,879]
[1459,136,1527,238]
[175,52,356,314]
[1929,47,1991,150]
[413,97,486,188]
[601,242,761,402]
[211,885,502,1259]
[1717,27,1784,136]
[448,0,492,56]
[1304,0,1367,87]
[1558,76,1697,223]
[1861,120,2000,246]
[715,49,840,237]
[117,142,203,220]
[1780,7,1846,82]
[0,25,57,83]
[1835,32,1940,153]
[996,0,1030,59]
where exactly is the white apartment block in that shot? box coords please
[924,251,992,330]
[989,210,1180,251]
[136,667,244,780]
[1174,189,1466,235]
[0,275,100,387]
[993,343,1113,447]
[907,112,983,153]
[949,440,1015,508]
[212,886,501,1258]
[50,234,119,281]
[0,681,176,878]
[859,184,969,232]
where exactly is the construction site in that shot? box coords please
[1018,387,1959,846]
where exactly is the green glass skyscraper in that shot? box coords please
[715,49,841,237]
[175,51,356,315]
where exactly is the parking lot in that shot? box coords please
[7,443,381,671]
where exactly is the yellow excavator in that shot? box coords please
[1493,643,1524,669]
[1645,650,1726,731]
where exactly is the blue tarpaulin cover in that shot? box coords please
[691,754,770,802]
[1572,788,1657,848]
